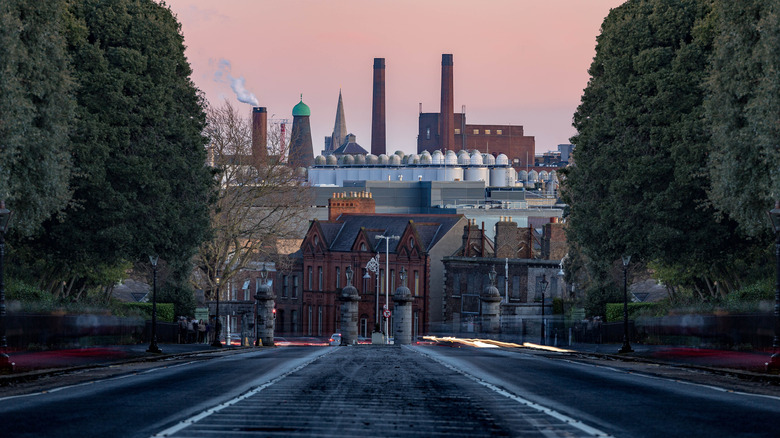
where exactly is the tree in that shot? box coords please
[705,0,780,236]
[563,0,754,295]
[193,101,312,299]
[0,0,74,236]
[16,0,213,297]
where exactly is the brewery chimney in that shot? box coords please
[252,107,268,161]
[371,58,386,156]
[440,54,454,152]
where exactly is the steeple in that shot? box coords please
[331,89,347,151]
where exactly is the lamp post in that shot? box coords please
[618,254,634,354]
[539,274,548,345]
[376,235,399,343]
[146,255,162,354]
[0,201,13,372]
[365,254,379,331]
[766,202,780,371]
[211,273,223,348]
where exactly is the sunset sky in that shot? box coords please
[166,0,625,154]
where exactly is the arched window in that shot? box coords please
[361,243,367,251]
[409,237,415,249]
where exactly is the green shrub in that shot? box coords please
[552,297,564,314]
[606,302,660,322]
[725,277,773,304]
[120,302,175,322]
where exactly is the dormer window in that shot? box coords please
[361,243,367,251]
[314,235,319,246]
[409,237,415,249]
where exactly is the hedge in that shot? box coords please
[606,302,659,322]
[120,302,175,323]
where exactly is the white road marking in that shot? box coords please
[150,348,335,438]
[413,347,612,437]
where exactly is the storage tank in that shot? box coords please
[406,153,419,165]
[457,150,470,165]
[443,166,463,182]
[470,151,483,166]
[528,170,539,182]
[518,170,528,181]
[354,154,366,165]
[445,150,458,165]
[539,170,549,181]
[326,154,338,166]
[490,167,509,187]
[419,152,432,165]
[431,150,443,164]
[496,153,509,166]
[483,153,496,165]
[378,154,389,165]
[366,154,378,165]
[314,155,326,166]
[465,166,488,182]
[390,154,402,166]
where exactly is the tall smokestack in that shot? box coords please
[371,58,386,156]
[440,54,454,151]
[252,106,267,161]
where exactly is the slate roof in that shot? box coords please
[321,214,463,253]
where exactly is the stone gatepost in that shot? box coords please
[339,266,360,345]
[393,267,413,345]
[255,266,275,346]
[480,266,502,334]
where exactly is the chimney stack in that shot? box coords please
[371,58,386,156]
[252,107,268,161]
[440,54,454,151]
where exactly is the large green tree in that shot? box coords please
[705,0,780,236]
[563,0,752,295]
[20,0,213,297]
[0,1,74,236]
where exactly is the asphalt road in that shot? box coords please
[1,345,778,437]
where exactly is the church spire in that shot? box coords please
[331,89,347,151]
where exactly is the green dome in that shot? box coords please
[292,95,310,117]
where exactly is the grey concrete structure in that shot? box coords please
[254,268,276,347]
[339,266,360,345]
[480,266,502,334]
[392,267,413,345]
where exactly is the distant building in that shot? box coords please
[289,96,314,168]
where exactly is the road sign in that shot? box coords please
[383,309,391,318]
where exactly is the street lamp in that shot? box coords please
[766,202,780,371]
[146,255,162,354]
[211,272,223,347]
[376,235,399,343]
[0,201,13,372]
[618,254,634,354]
[539,274,548,345]
[365,254,380,331]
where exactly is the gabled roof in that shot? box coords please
[325,214,463,254]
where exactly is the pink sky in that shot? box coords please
[166,0,625,154]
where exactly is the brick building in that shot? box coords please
[300,191,467,338]
[442,217,566,334]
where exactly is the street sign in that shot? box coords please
[383,309,391,318]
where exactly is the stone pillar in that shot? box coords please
[393,267,413,345]
[339,266,360,345]
[481,266,502,334]
[254,266,275,346]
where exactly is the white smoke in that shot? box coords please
[214,58,259,106]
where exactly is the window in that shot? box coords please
[318,306,323,336]
[454,128,461,134]
[426,127,431,140]
[361,243,367,251]
[335,267,341,289]
[277,310,284,334]
[390,269,395,292]
[496,129,503,135]
[380,269,385,294]
[484,129,491,135]
[307,306,312,336]
[291,310,298,333]
[414,270,420,296]
[453,273,460,296]
[282,275,289,297]
[318,266,323,291]
[409,237,415,249]
[473,129,479,135]
[314,235,319,246]
[513,158,520,164]
[293,275,299,298]
[307,267,313,290]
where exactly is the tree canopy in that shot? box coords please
[9,0,214,300]
[563,0,772,298]
[0,1,74,236]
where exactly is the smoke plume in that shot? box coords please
[214,58,259,106]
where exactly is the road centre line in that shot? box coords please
[413,346,611,437]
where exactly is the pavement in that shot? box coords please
[2,338,779,386]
